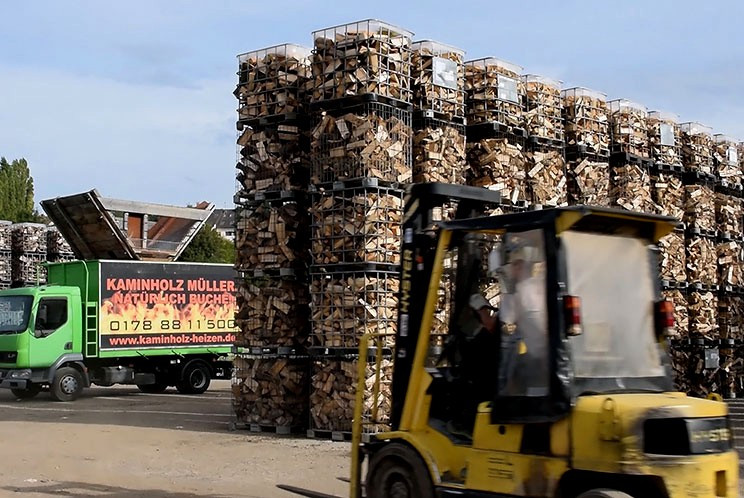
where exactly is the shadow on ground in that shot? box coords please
[1,481,239,497]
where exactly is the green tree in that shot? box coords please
[0,157,37,222]
[179,224,235,264]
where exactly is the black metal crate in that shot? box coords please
[310,185,403,266]
[413,116,466,184]
[310,99,412,185]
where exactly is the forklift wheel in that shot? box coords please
[365,443,433,498]
[578,490,633,498]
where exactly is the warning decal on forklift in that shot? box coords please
[98,263,238,350]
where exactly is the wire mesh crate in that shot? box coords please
[688,291,719,341]
[526,147,567,207]
[651,171,684,220]
[11,223,47,254]
[0,251,10,283]
[609,162,654,213]
[647,111,682,167]
[235,124,309,198]
[716,193,743,238]
[310,100,412,185]
[309,353,393,435]
[662,289,689,338]
[310,268,398,348]
[608,99,649,158]
[310,19,413,103]
[719,295,744,341]
[523,75,563,143]
[235,277,310,349]
[680,122,714,174]
[413,117,466,184]
[669,342,722,397]
[11,252,47,285]
[310,186,403,265]
[465,137,528,205]
[686,236,718,286]
[464,57,525,130]
[0,221,10,252]
[684,184,716,233]
[46,226,73,255]
[713,134,741,186]
[566,158,610,206]
[717,239,744,288]
[235,44,311,123]
[235,199,310,273]
[410,40,465,119]
[232,354,309,430]
[658,231,686,285]
[562,87,610,157]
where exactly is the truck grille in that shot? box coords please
[644,417,733,455]
[0,351,17,363]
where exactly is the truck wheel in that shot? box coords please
[137,382,168,394]
[11,384,42,399]
[366,443,433,498]
[176,363,211,395]
[50,366,84,402]
[578,490,634,498]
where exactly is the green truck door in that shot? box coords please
[28,297,76,368]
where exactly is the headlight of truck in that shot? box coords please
[9,369,31,379]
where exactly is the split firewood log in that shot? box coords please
[310,271,399,348]
[713,135,742,185]
[235,278,310,348]
[647,111,682,166]
[310,188,402,265]
[680,122,714,174]
[11,223,46,254]
[651,173,685,220]
[715,193,743,237]
[464,58,525,127]
[310,107,412,184]
[232,355,309,427]
[683,185,716,232]
[236,126,309,195]
[413,122,466,184]
[658,231,686,284]
[609,99,649,158]
[566,159,610,206]
[717,240,744,288]
[466,138,528,205]
[235,44,311,121]
[686,236,718,285]
[235,201,310,272]
[310,21,413,103]
[562,87,610,155]
[609,163,654,213]
[309,356,393,433]
[662,289,689,338]
[523,75,563,141]
[688,291,719,341]
[411,41,465,118]
[526,148,567,206]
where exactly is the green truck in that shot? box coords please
[0,260,237,401]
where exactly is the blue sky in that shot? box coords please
[1,1,743,208]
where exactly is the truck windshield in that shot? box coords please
[0,296,34,334]
[562,231,669,392]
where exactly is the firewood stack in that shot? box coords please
[647,111,682,168]
[309,354,393,436]
[717,239,743,289]
[683,185,717,233]
[523,75,564,144]
[608,99,649,158]
[525,148,567,207]
[235,44,311,122]
[609,162,654,213]
[680,122,714,175]
[562,88,610,206]
[233,43,314,431]
[715,194,743,239]
[465,57,525,130]
[713,134,742,188]
[0,221,10,253]
[411,40,466,185]
[658,231,687,286]
[686,236,718,287]
[651,171,684,220]
[719,296,744,341]
[232,355,309,431]
[670,345,722,398]
[662,289,689,337]
[0,221,10,288]
[310,20,413,103]
[465,137,528,205]
[10,223,47,285]
[46,226,75,262]
[688,291,719,341]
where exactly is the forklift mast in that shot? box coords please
[391,183,501,429]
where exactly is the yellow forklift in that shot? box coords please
[281,183,738,498]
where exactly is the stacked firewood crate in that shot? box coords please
[307,19,412,440]
[523,75,566,207]
[608,99,654,213]
[232,43,313,434]
[46,226,75,263]
[464,57,528,207]
[561,87,611,206]
[0,221,10,288]
[10,223,47,286]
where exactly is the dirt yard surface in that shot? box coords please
[0,380,349,497]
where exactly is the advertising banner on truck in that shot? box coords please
[98,262,237,350]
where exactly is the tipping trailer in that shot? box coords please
[0,260,237,400]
